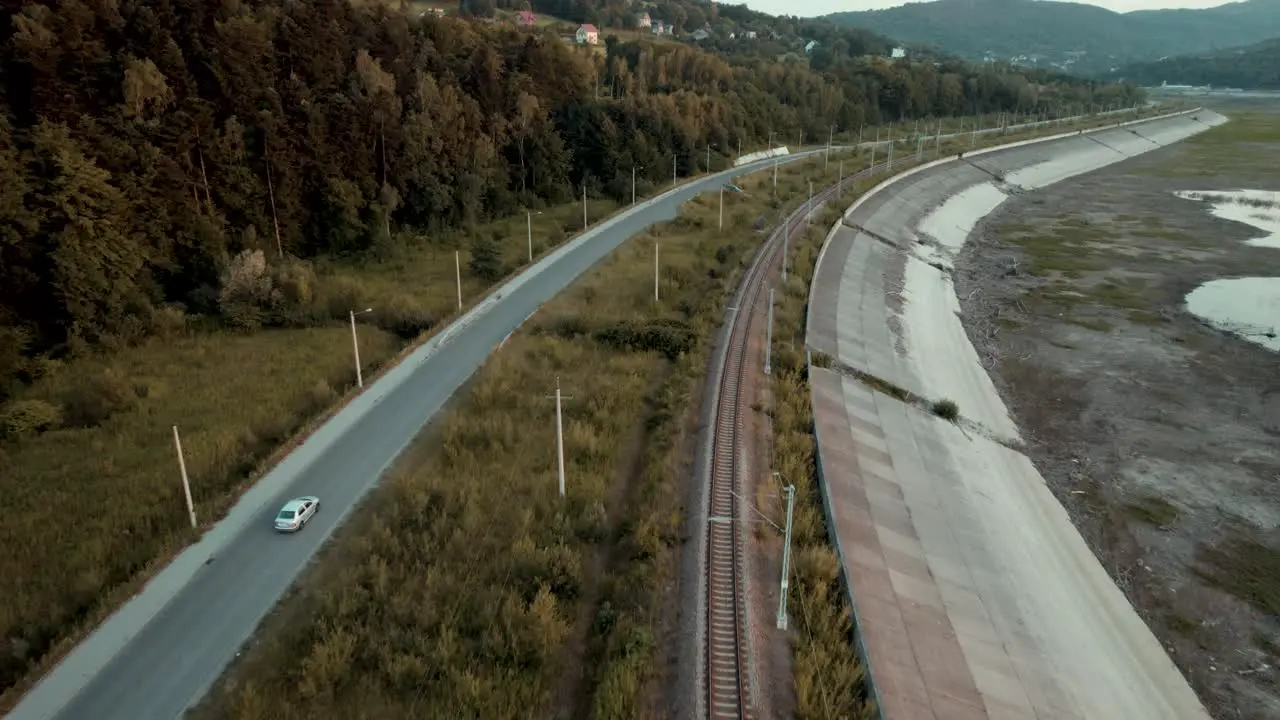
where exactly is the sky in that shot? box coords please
[729,0,1245,17]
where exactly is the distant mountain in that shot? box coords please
[824,0,1280,76]
[1111,37,1280,90]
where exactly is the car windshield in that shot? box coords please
[278,510,295,519]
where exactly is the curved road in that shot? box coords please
[8,110,1133,720]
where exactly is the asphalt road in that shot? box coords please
[7,109,1138,720]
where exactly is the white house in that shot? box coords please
[804,40,818,54]
[891,46,907,59]
[637,12,651,28]
[744,30,757,39]
[575,24,599,45]
[691,27,711,41]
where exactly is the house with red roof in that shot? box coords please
[516,10,536,27]
[575,24,599,45]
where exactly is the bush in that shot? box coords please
[375,294,438,340]
[320,275,368,321]
[594,319,696,359]
[469,232,505,282]
[931,398,959,421]
[61,367,139,428]
[0,399,63,440]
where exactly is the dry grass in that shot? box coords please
[0,108,1148,710]
[190,156,848,719]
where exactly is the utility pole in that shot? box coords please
[781,213,789,282]
[776,482,795,630]
[916,134,924,161]
[857,123,863,148]
[772,158,778,190]
[654,239,660,302]
[454,250,462,312]
[807,181,813,226]
[349,307,373,388]
[870,128,877,172]
[526,211,535,263]
[632,165,637,205]
[887,128,895,173]
[172,425,197,529]
[706,144,711,173]
[544,377,572,499]
[719,185,724,231]
[765,288,774,375]
[672,154,677,187]
[582,185,588,230]
[935,120,942,157]
[838,159,843,197]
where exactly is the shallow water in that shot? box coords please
[1184,277,1280,353]
[1174,189,1280,249]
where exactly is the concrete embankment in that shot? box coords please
[804,109,1227,720]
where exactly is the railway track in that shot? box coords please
[702,168,853,720]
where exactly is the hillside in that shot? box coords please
[825,0,1280,76]
[1112,37,1280,90]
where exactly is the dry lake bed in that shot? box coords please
[955,108,1280,720]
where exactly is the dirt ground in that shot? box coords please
[954,105,1280,720]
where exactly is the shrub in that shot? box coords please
[320,275,367,321]
[594,319,696,359]
[0,399,63,440]
[61,367,138,428]
[148,305,189,339]
[931,398,960,421]
[469,232,505,282]
[375,293,438,340]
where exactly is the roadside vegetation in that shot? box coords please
[191,155,851,719]
[764,200,879,720]
[0,98,1172,711]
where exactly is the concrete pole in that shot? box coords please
[870,128,877,171]
[719,186,724,231]
[631,165,636,206]
[654,240,660,302]
[838,159,843,197]
[887,130,894,173]
[172,425,197,529]
[807,182,813,226]
[765,288,774,376]
[454,250,462,312]
[545,377,572,499]
[706,144,711,173]
[782,214,789,282]
[349,309,363,389]
[673,154,677,187]
[526,211,533,263]
[582,185,587,229]
[776,483,795,630]
[773,158,778,190]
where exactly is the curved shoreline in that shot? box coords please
[804,109,1225,719]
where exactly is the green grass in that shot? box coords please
[1125,496,1181,527]
[1195,536,1280,615]
[1138,110,1280,176]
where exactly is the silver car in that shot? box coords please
[274,496,319,532]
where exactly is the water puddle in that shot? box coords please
[1185,277,1280,353]
[1174,189,1280,248]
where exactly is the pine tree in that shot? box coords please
[468,232,504,282]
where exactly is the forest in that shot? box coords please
[1114,38,1280,90]
[0,0,1145,405]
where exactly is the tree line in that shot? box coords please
[0,0,1143,398]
